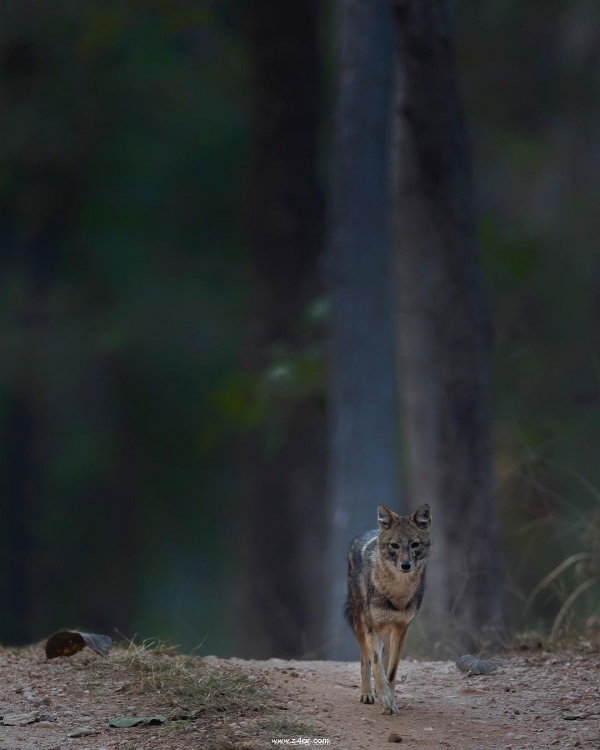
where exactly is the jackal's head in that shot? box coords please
[376,503,432,573]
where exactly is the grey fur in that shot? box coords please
[345,504,432,715]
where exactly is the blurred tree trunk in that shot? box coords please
[392,0,502,652]
[239,0,326,658]
[326,0,402,660]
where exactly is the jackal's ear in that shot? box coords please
[378,504,399,530]
[412,504,431,528]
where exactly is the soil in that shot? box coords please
[234,652,600,750]
[0,645,599,750]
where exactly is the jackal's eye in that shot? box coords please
[411,542,420,549]
[390,542,400,550]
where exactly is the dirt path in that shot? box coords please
[0,647,599,749]
[231,651,600,750]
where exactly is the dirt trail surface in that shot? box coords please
[234,653,600,750]
[0,646,599,749]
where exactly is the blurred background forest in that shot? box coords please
[1,0,600,658]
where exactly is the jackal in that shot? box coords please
[345,503,432,715]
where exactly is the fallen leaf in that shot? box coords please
[45,631,112,659]
[2,712,39,726]
[108,716,166,728]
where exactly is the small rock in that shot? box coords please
[27,696,51,707]
[2,711,39,726]
[388,732,402,743]
[67,726,98,738]
[456,654,504,675]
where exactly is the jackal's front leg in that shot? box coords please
[366,631,398,715]
[386,627,408,694]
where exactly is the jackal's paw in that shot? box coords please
[378,689,399,715]
[360,692,374,704]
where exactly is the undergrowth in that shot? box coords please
[104,638,268,717]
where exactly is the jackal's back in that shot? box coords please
[344,529,378,631]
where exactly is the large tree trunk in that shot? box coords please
[238,0,327,658]
[326,0,402,660]
[392,0,502,653]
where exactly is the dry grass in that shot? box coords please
[100,638,269,718]
[96,638,319,749]
[518,505,600,643]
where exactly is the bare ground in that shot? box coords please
[0,644,599,749]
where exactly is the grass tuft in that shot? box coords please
[102,638,269,717]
